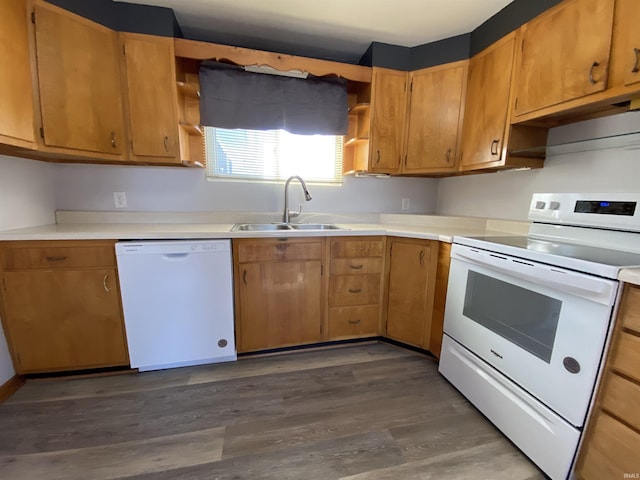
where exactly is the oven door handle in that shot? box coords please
[453,248,616,305]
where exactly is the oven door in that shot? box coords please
[443,244,619,427]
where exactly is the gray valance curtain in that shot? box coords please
[199,62,348,135]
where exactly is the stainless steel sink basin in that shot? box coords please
[290,224,343,230]
[231,223,344,232]
[231,223,292,231]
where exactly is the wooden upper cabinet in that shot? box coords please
[0,0,35,149]
[368,68,408,173]
[459,33,516,170]
[33,1,125,156]
[616,0,640,87]
[120,33,180,162]
[513,0,615,117]
[404,61,467,174]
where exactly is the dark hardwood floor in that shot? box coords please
[0,342,545,479]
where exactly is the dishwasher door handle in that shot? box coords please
[162,253,190,261]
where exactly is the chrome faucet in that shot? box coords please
[283,175,312,223]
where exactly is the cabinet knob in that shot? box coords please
[589,61,600,85]
[632,48,640,74]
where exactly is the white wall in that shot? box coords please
[437,112,640,220]
[0,154,56,385]
[53,164,439,214]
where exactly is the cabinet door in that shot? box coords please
[369,68,407,173]
[404,62,466,173]
[121,33,179,161]
[0,0,35,148]
[386,240,437,347]
[34,1,125,155]
[1,269,128,373]
[514,0,614,116]
[618,0,640,86]
[237,260,322,352]
[459,34,515,169]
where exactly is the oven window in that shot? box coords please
[463,271,561,363]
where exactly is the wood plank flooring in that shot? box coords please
[0,342,546,479]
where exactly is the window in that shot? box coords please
[204,127,343,184]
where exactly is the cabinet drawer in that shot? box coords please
[235,239,323,262]
[580,412,640,480]
[601,373,640,432]
[330,257,383,275]
[611,331,640,383]
[330,238,384,258]
[328,306,380,339]
[621,286,640,333]
[2,244,116,270]
[329,274,381,307]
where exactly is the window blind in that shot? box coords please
[205,127,343,183]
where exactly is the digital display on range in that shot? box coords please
[574,201,637,216]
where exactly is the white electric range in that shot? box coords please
[439,193,640,480]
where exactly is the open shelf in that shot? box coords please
[179,121,203,136]
[349,103,370,114]
[176,81,200,99]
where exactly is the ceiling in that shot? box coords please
[115,0,513,63]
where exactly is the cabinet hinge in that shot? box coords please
[321,264,324,276]
[410,80,413,93]
[515,97,518,110]
[39,127,44,139]
[122,44,126,55]
[31,10,35,24]
[390,244,393,257]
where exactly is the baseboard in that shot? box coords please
[0,375,25,403]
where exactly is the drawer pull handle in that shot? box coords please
[348,288,362,294]
[490,139,500,155]
[633,48,640,73]
[103,275,110,292]
[45,256,67,262]
[348,319,361,325]
[350,264,364,270]
[589,61,600,85]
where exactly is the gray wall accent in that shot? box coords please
[470,0,562,55]
[46,0,182,37]
[359,42,411,70]
[409,33,471,70]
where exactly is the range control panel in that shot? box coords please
[529,193,640,232]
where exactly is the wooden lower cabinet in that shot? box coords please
[233,238,324,352]
[0,241,129,374]
[385,238,439,349]
[575,284,640,479]
[327,237,385,341]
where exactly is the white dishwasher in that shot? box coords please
[115,239,236,371]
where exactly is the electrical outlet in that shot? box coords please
[401,198,410,211]
[113,192,127,209]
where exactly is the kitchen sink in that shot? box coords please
[231,223,344,231]
[290,224,343,230]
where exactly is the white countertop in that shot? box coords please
[619,268,640,286]
[0,211,530,244]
